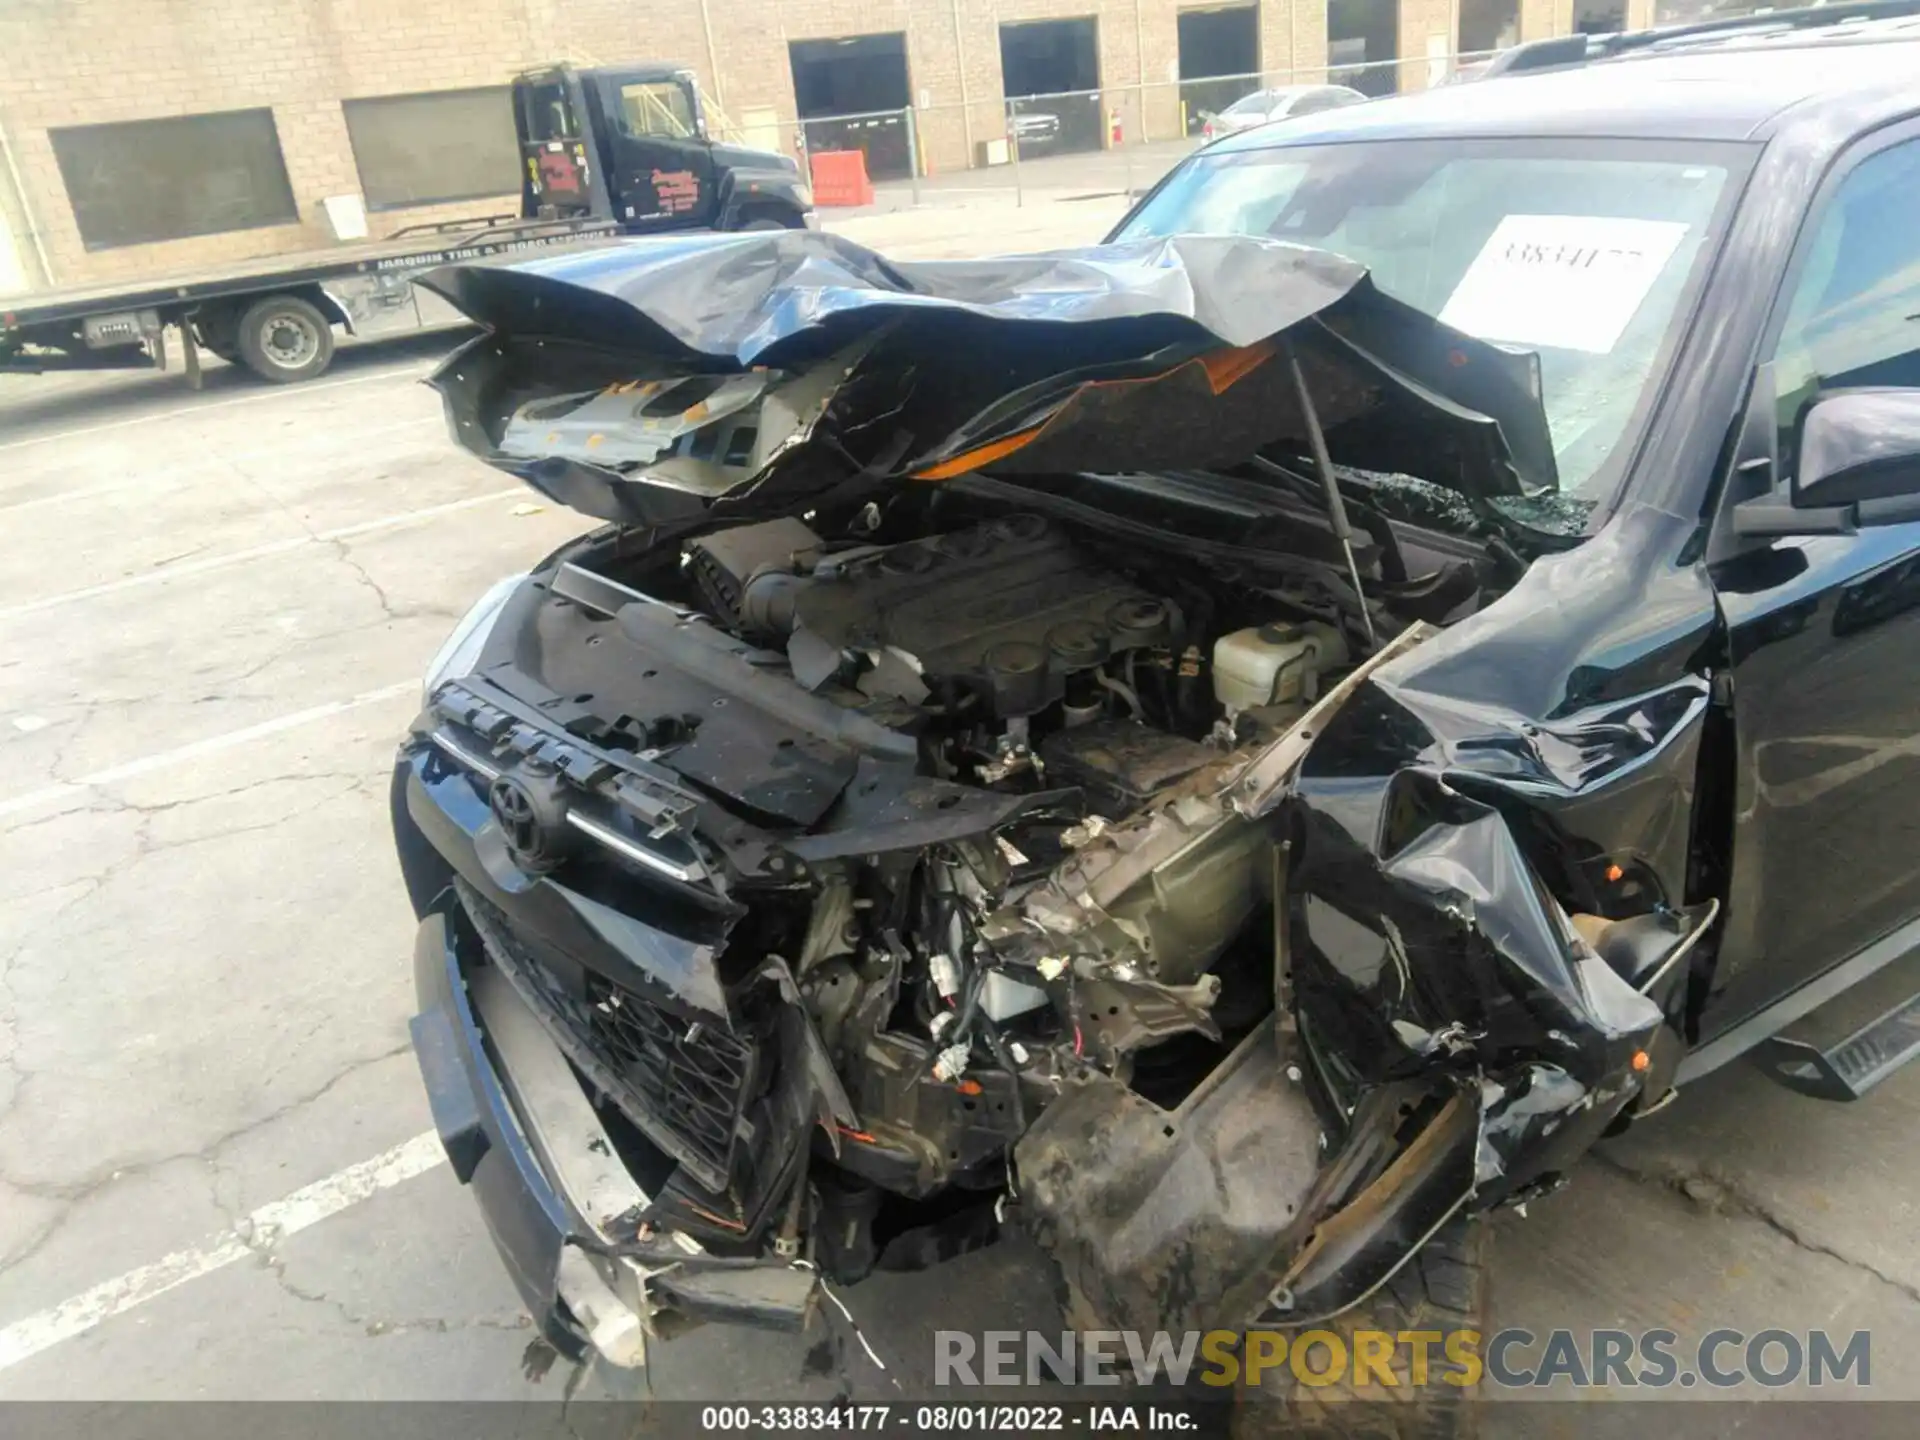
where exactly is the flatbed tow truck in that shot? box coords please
[0,61,812,386]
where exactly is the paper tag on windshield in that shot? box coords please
[1438,215,1689,355]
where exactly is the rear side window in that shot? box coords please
[1771,138,1920,462]
[51,110,295,249]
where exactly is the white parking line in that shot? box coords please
[0,679,417,820]
[0,488,522,621]
[0,1132,446,1373]
[0,364,430,454]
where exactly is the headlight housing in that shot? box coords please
[423,572,524,701]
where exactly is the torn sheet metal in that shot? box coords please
[422,230,1370,363]
[499,372,774,469]
[419,232,1558,527]
[1015,1021,1328,1336]
[1284,502,1718,1208]
[1017,1022,1485,1334]
[1016,505,1724,1335]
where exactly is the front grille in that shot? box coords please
[455,879,754,1190]
[584,973,752,1178]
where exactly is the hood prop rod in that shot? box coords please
[1283,340,1377,651]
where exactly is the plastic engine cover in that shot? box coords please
[790,514,1175,717]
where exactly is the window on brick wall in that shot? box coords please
[51,109,297,250]
[343,87,521,211]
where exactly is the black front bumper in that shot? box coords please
[396,753,818,1357]
[410,906,587,1356]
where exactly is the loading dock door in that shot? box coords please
[1574,0,1626,34]
[1328,0,1399,96]
[790,34,913,181]
[1000,18,1103,156]
[1178,5,1261,135]
[1459,0,1519,53]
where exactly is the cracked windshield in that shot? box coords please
[1115,139,1737,532]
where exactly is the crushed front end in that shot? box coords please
[392,232,1722,1360]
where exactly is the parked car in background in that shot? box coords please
[1200,83,1367,141]
[1009,110,1063,151]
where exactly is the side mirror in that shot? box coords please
[1795,389,1920,513]
[1735,389,1920,536]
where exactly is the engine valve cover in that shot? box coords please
[791,515,1174,717]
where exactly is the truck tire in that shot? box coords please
[193,310,240,364]
[737,208,801,231]
[1233,1217,1489,1440]
[235,295,335,383]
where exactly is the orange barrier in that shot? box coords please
[808,150,875,207]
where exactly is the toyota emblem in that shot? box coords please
[488,773,564,872]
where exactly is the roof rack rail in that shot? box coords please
[1480,0,1920,77]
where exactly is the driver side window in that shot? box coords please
[618,81,696,139]
[1771,139,1920,474]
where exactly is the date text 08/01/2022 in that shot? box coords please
[698,1405,1197,1432]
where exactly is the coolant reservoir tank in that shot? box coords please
[1212,621,1348,712]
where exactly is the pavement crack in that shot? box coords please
[0,797,122,839]
[0,1189,76,1274]
[247,1238,531,1338]
[0,1040,412,1222]
[112,768,368,820]
[328,537,408,623]
[0,871,116,1134]
[1592,1148,1920,1308]
[39,697,105,787]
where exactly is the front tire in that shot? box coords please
[1234,1217,1488,1440]
[736,209,801,231]
[235,295,335,383]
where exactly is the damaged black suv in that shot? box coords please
[392,9,1920,1423]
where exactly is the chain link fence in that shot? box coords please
[774,51,1502,214]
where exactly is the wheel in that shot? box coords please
[235,295,335,383]
[739,213,797,231]
[1233,1217,1489,1440]
[193,310,239,364]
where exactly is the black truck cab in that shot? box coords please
[514,64,813,233]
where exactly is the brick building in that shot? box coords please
[0,0,1661,294]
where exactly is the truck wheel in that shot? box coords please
[739,212,798,231]
[235,295,335,383]
[193,312,240,364]
[1233,1217,1489,1440]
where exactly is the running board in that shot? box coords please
[1753,990,1920,1101]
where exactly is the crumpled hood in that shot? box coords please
[419,231,1559,527]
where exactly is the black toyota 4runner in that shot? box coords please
[391,7,1920,1431]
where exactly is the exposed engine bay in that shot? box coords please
[394,233,1723,1357]
[427,486,1397,1243]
